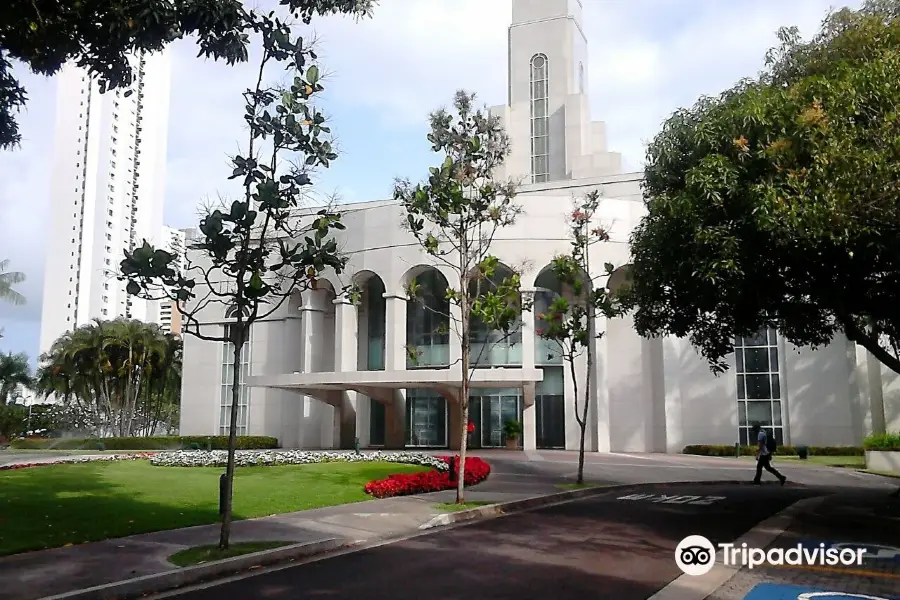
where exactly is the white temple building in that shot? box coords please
[179,0,899,452]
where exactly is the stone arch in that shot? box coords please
[606,264,633,298]
[531,261,592,296]
[404,266,451,369]
[287,291,304,317]
[224,304,251,321]
[399,263,456,294]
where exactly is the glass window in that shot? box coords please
[406,270,450,368]
[529,53,550,184]
[220,325,252,435]
[734,326,784,445]
[365,277,386,371]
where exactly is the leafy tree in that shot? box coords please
[119,10,357,549]
[626,0,900,381]
[536,191,622,484]
[0,402,28,440]
[0,351,31,405]
[395,90,525,503]
[0,258,26,340]
[34,319,181,435]
[0,0,376,149]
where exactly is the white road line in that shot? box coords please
[610,453,660,461]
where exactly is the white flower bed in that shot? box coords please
[149,449,449,470]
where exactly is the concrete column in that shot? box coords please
[299,291,326,447]
[520,288,538,451]
[449,302,462,367]
[520,288,537,369]
[522,382,537,451]
[333,297,359,449]
[383,293,407,448]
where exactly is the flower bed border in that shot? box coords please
[149,449,449,470]
[0,453,156,471]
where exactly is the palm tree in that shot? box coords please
[0,259,25,306]
[35,318,181,436]
[0,352,32,405]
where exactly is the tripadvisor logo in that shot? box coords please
[675,535,717,576]
[675,535,868,576]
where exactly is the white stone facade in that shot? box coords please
[178,0,900,450]
[39,50,172,354]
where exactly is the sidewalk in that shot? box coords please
[0,477,563,600]
[708,488,900,600]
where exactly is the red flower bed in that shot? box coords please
[364,455,491,499]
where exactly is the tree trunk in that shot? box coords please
[457,247,471,504]
[457,384,469,504]
[578,355,592,484]
[577,225,595,485]
[219,323,244,550]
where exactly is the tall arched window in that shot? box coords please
[220,305,251,435]
[530,54,550,183]
[579,62,585,94]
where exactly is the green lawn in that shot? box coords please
[739,455,866,468]
[168,541,293,567]
[0,460,429,556]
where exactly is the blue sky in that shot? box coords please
[0,0,861,367]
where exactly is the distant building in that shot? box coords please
[157,226,190,335]
[39,50,172,354]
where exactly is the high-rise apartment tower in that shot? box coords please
[39,50,171,354]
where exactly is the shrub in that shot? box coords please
[682,444,864,457]
[863,432,900,451]
[364,456,491,499]
[8,435,279,451]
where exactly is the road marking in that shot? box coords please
[611,452,660,461]
[616,493,727,505]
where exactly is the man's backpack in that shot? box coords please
[766,434,777,454]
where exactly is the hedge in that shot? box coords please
[8,436,279,451]
[683,444,865,457]
[863,432,900,451]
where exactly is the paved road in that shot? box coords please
[466,450,899,493]
[0,451,78,466]
[154,482,817,600]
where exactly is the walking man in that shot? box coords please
[751,424,786,485]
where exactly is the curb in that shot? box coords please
[37,538,349,600]
[36,479,800,600]
[418,479,803,530]
[419,484,613,529]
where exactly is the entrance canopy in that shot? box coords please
[247,367,543,403]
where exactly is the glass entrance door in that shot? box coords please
[536,395,565,448]
[405,391,447,447]
[471,390,522,448]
